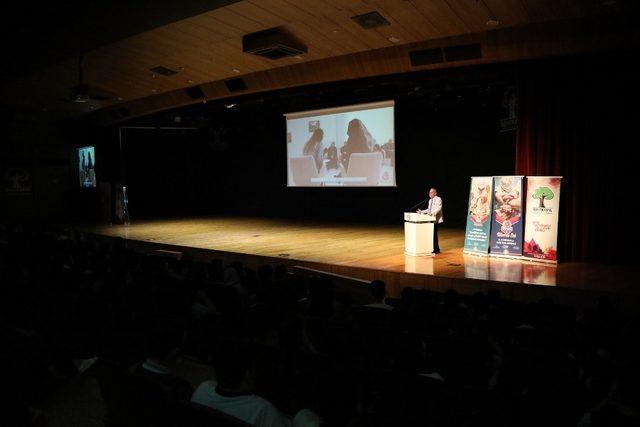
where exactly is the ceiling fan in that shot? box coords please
[60,56,113,104]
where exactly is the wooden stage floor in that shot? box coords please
[83,217,637,310]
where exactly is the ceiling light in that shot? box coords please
[232,68,241,74]
[225,103,236,109]
[486,19,500,27]
[388,36,400,43]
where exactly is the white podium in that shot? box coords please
[404,212,436,256]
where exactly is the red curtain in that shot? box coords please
[515,54,636,265]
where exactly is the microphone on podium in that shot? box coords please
[408,198,427,212]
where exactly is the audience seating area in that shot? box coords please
[1,223,639,426]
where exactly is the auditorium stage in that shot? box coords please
[82,217,637,311]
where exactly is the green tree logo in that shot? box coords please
[532,187,554,208]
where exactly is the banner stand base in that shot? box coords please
[489,253,525,261]
[521,257,558,265]
[463,250,490,257]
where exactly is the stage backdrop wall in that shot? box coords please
[115,65,516,227]
[515,52,637,265]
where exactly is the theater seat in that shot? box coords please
[346,152,383,186]
[289,155,321,186]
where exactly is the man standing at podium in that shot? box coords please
[418,188,443,254]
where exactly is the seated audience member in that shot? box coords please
[323,142,338,170]
[136,330,193,402]
[373,143,386,159]
[308,368,360,427]
[273,264,288,282]
[303,127,325,173]
[309,277,335,319]
[365,280,393,311]
[191,343,291,427]
[341,118,374,170]
[188,278,217,320]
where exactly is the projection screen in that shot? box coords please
[285,100,395,187]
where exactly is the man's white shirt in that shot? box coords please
[192,381,290,427]
[419,196,444,223]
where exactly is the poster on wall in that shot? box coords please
[78,146,97,188]
[463,176,493,254]
[489,176,524,257]
[2,166,32,195]
[523,176,562,263]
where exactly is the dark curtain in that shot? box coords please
[515,52,638,265]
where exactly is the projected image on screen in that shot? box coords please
[285,101,395,187]
[78,146,96,188]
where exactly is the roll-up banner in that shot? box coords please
[523,176,562,263]
[489,176,524,257]
[463,177,493,255]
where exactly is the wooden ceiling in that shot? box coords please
[1,0,637,122]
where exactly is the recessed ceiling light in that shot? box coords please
[486,19,500,27]
[187,80,194,84]
[388,36,400,43]
[225,103,236,109]
[294,55,303,60]
[232,68,241,74]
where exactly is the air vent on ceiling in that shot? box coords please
[243,27,307,60]
[409,48,444,66]
[351,11,390,29]
[443,43,482,62]
[185,86,205,99]
[150,65,178,76]
[225,78,247,92]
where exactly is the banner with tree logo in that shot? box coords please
[489,176,524,257]
[523,176,562,263]
[463,177,493,254]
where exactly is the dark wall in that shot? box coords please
[115,64,516,227]
[0,117,89,223]
[120,128,209,218]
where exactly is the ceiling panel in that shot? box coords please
[1,0,634,119]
